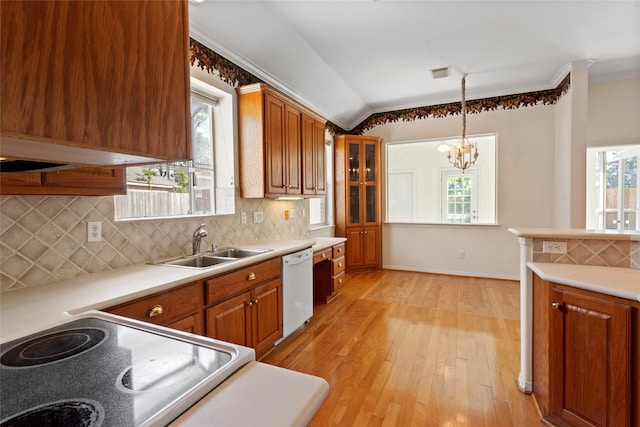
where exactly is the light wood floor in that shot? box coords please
[262,270,543,426]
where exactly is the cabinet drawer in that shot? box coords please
[206,257,281,306]
[332,256,346,275]
[333,271,346,293]
[106,282,202,327]
[313,248,332,264]
[332,243,345,258]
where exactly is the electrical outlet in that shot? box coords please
[302,208,306,218]
[241,212,247,224]
[254,211,263,223]
[458,250,465,260]
[290,209,295,219]
[543,241,567,254]
[87,221,102,242]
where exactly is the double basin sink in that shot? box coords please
[153,248,272,269]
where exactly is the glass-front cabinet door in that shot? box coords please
[348,142,361,226]
[364,140,378,225]
[347,138,379,227]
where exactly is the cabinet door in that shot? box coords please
[250,278,283,359]
[1,167,126,196]
[264,94,301,196]
[284,104,301,195]
[166,313,204,336]
[347,142,363,227]
[549,287,632,427]
[362,226,380,267]
[362,139,379,226]
[264,93,287,195]
[346,227,364,269]
[302,114,326,195]
[1,0,190,161]
[206,293,251,347]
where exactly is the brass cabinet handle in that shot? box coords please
[338,278,343,284]
[247,301,253,307]
[247,272,256,281]
[551,302,562,310]
[252,298,259,305]
[147,305,164,318]
[322,253,327,258]
[338,262,343,268]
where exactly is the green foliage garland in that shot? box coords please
[189,38,571,135]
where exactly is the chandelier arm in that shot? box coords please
[461,75,466,140]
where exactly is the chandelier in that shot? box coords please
[447,74,478,172]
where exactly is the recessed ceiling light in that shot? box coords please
[431,67,450,79]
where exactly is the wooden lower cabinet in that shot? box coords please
[205,278,282,359]
[346,226,380,271]
[105,281,204,335]
[313,242,347,303]
[533,274,637,427]
[204,257,283,359]
[104,256,284,359]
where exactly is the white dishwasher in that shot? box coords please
[279,248,313,343]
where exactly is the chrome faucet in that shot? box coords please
[192,224,208,255]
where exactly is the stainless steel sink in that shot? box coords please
[152,248,272,269]
[158,255,234,268]
[209,248,272,258]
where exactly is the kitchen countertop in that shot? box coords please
[0,239,315,342]
[170,361,329,427]
[311,236,346,252]
[509,227,640,241]
[528,262,640,302]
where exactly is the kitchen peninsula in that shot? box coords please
[509,228,640,426]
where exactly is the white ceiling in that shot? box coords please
[189,1,640,130]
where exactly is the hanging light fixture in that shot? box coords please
[447,74,478,172]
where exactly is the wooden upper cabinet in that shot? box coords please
[302,113,327,196]
[237,83,326,198]
[0,167,126,196]
[0,0,191,166]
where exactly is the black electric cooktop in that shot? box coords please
[0,316,234,427]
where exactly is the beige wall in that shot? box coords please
[588,77,640,147]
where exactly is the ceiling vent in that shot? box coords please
[431,67,450,79]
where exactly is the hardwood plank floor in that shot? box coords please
[262,270,542,426]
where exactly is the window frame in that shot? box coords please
[114,78,235,221]
[385,134,497,226]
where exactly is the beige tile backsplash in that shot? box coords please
[532,237,640,269]
[1,193,308,291]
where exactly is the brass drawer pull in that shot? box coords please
[322,253,327,258]
[247,272,256,281]
[147,304,164,318]
[338,262,343,268]
[551,302,562,310]
[252,298,259,305]
[339,278,343,284]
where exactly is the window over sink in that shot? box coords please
[115,77,235,220]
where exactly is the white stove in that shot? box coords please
[0,311,254,426]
